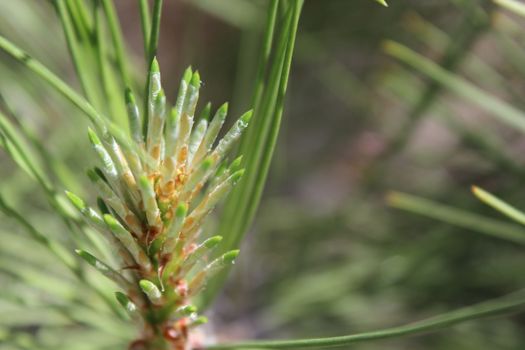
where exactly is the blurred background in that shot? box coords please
[1,0,525,349]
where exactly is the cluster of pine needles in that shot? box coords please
[66,58,251,349]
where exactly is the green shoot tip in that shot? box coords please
[204,235,223,248]
[138,175,151,188]
[218,102,228,116]
[201,102,212,121]
[191,71,201,88]
[87,128,101,145]
[65,191,85,210]
[231,169,245,183]
[230,156,243,170]
[192,316,208,326]
[124,87,135,104]
[102,214,118,227]
[175,202,188,217]
[75,250,97,266]
[183,66,193,83]
[178,304,197,316]
[115,292,137,312]
[240,110,253,124]
[222,250,240,264]
[139,280,163,303]
[151,57,160,72]
[139,279,158,293]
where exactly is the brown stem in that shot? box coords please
[129,311,190,350]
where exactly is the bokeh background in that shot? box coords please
[1,0,525,349]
